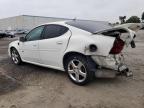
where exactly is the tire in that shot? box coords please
[11,48,22,65]
[65,55,95,85]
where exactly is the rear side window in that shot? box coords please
[42,24,69,39]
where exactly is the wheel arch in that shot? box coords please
[10,46,17,53]
[63,51,86,70]
[63,51,97,70]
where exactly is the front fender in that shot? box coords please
[8,40,19,57]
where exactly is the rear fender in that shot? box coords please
[98,27,136,48]
[65,34,115,57]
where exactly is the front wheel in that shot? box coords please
[11,48,22,65]
[65,55,95,85]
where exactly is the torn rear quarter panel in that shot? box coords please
[84,35,115,56]
[99,27,136,48]
[92,54,124,71]
[90,27,136,71]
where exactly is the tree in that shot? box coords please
[142,12,144,22]
[119,16,126,24]
[126,16,140,23]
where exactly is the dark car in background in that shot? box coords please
[0,31,15,38]
[0,31,6,38]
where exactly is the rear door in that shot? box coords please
[39,24,71,68]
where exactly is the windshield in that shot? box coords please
[66,20,113,33]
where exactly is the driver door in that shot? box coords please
[19,26,44,63]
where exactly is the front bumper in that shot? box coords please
[91,54,133,78]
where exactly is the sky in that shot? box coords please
[0,0,143,23]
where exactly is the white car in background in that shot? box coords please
[8,20,136,85]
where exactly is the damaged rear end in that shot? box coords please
[91,27,136,78]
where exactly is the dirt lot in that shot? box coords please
[0,31,144,108]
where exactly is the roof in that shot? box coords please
[66,20,112,33]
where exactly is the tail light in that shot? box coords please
[110,38,125,54]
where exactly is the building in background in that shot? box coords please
[0,15,111,33]
[0,15,69,31]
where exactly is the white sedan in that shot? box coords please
[8,20,136,85]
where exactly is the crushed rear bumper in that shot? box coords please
[91,54,133,78]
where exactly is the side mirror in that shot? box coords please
[19,37,26,42]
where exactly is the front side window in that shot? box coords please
[25,26,44,41]
[42,24,69,39]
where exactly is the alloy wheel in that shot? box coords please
[11,49,19,64]
[68,59,87,83]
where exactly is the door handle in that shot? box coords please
[56,41,63,45]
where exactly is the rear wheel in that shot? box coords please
[11,48,22,65]
[65,55,95,85]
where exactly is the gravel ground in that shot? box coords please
[0,32,144,108]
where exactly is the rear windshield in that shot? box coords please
[66,20,112,33]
